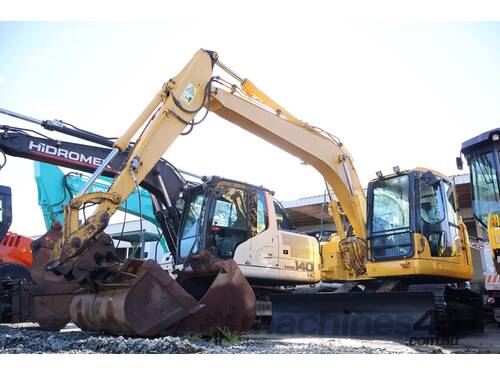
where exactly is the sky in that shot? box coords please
[0,18,500,235]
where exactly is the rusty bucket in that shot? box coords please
[69,251,256,337]
[171,251,256,336]
[29,223,80,330]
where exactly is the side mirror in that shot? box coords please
[422,171,440,186]
[456,156,464,171]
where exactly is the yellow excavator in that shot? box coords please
[1,49,482,338]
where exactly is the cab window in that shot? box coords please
[470,151,500,226]
[445,183,458,227]
[212,187,248,229]
[211,185,250,258]
[256,191,268,233]
[443,182,459,257]
[179,192,205,259]
[420,180,454,258]
[273,200,294,230]
[371,174,410,233]
[420,183,445,224]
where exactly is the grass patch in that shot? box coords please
[180,332,202,342]
[216,327,242,345]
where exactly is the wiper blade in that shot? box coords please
[478,154,495,185]
[474,214,488,230]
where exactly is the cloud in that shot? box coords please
[28,55,48,64]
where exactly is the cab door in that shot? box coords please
[419,177,464,264]
[246,190,279,271]
[205,182,253,260]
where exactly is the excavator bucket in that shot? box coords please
[30,223,66,285]
[3,224,256,337]
[28,223,78,330]
[170,251,256,336]
[70,259,203,336]
[70,250,256,337]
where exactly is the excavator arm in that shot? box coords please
[49,49,217,279]
[52,49,366,283]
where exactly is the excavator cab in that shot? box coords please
[295,168,481,338]
[179,177,270,261]
[459,128,500,272]
[178,176,321,286]
[365,168,473,281]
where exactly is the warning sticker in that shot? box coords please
[484,273,500,290]
[180,83,198,105]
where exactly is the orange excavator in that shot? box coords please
[0,233,32,278]
[0,185,32,281]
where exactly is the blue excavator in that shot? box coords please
[34,161,169,259]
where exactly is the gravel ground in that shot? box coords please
[0,324,498,354]
[0,325,204,354]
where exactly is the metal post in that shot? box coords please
[140,229,146,259]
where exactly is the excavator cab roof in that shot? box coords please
[195,175,274,195]
[369,167,449,184]
[461,128,500,155]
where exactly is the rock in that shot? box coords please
[116,342,127,353]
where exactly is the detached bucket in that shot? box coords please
[70,252,256,337]
[171,251,256,336]
[70,260,202,336]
